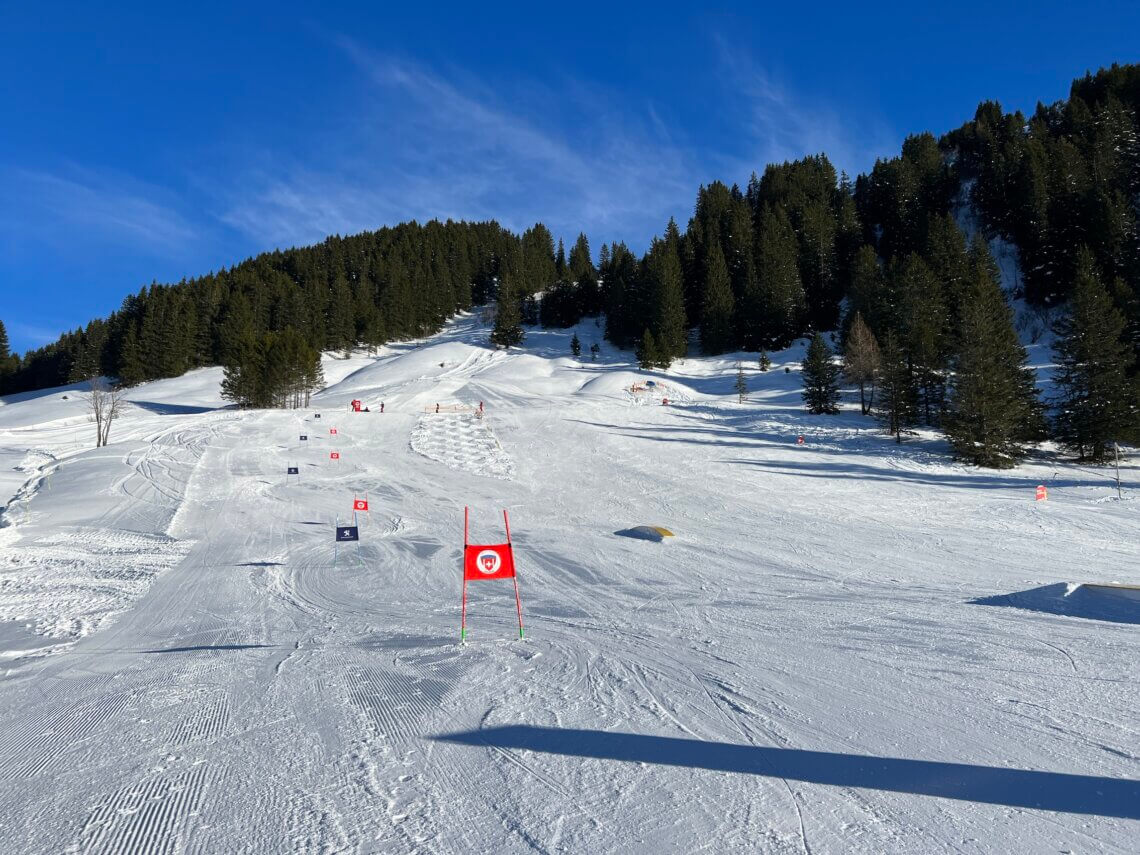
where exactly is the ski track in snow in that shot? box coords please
[0,313,1135,854]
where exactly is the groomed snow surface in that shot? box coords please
[0,313,1136,854]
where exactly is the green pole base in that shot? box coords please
[460,628,467,642]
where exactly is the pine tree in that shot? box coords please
[754,206,806,348]
[637,328,661,370]
[0,319,13,393]
[945,240,1043,467]
[570,333,581,357]
[801,333,841,414]
[1052,247,1139,460]
[490,280,525,348]
[758,350,771,371]
[116,323,146,387]
[843,311,881,415]
[735,363,748,402]
[646,235,687,364]
[877,333,917,442]
[699,241,736,354]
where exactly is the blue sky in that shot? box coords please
[2,1,1138,354]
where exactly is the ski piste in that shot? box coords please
[0,313,1135,853]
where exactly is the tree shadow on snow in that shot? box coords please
[434,726,1140,819]
[143,643,272,654]
[129,400,226,415]
[727,458,1099,491]
[971,583,1140,625]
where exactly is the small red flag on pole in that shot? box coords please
[330,427,338,435]
[353,496,369,512]
[330,451,340,460]
[1035,484,1047,501]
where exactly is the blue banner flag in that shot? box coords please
[287,466,299,475]
[336,526,359,542]
[300,435,308,441]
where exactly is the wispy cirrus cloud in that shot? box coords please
[211,36,702,252]
[1,165,197,253]
[713,35,897,180]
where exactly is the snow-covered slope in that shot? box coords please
[0,313,1136,853]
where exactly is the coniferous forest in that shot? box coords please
[2,64,1138,465]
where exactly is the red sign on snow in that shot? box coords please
[353,498,369,512]
[1036,484,1048,501]
[330,452,340,460]
[330,428,338,435]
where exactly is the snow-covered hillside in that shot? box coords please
[0,314,1136,853]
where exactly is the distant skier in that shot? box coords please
[436,403,440,413]
[380,402,384,413]
[479,401,484,413]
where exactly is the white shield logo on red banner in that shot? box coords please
[477,550,500,575]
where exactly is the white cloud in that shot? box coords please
[1,166,196,252]
[713,36,897,179]
[212,38,702,252]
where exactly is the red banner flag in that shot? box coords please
[353,498,369,512]
[463,542,515,581]
[330,427,338,435]
[330,451,340,460]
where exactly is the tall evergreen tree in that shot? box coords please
[752,206,805,349]
[490,280,525,348]
[1052,247,1139,460]
[945,239,1043,466]
[877,333,917,442]
[801,333,841,414]
[645,235,687,364]
[699,242,736,354]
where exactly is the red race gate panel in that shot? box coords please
[463,543,516,581]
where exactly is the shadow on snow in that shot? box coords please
[434,725,1140,819]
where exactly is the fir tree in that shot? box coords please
[116,323,146,387]
[1052,247,1139,460]
[570,333,581,357]
[699,241,736,354]
[801,333,841,414]
[877,333,917,442]
[637,328,661,370]
[490,280,525,348]
[945,240,1043,466]
[758,350,771,371]
[0,319,14,393]
[844,311,881,415]
[754,206,806,348]
[735,363,748,403]
[645,235,687,364]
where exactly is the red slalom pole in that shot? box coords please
[461,507,469,643]
[504,510,524,639]
[461,579,468,643]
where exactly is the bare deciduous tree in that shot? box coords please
[84,377,127,447]
[843,312,881,416]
